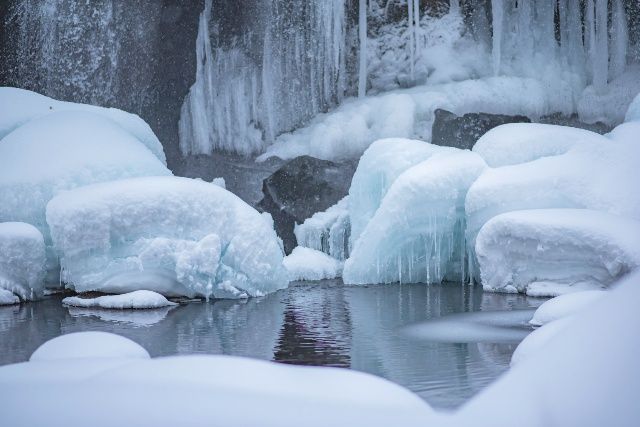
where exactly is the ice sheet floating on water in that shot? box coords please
[0,222,45,302]
[63,290,177,310]
[46,176,288,299]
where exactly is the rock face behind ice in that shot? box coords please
[431,108,530,150]
[257,156,356,254]
[0,222,46,301]
[46,176,288,299]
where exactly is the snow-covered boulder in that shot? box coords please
[509,317,572,367]
[476,209,640,296]
[63,290,177,310]
[46,176,288,299]
[0,87,166,163]
[529,291,606,326]
[0,288,19,306]
[0,222,46,301]
[344,149,486,285]
[294,197,350,261]
[284,247,343,281]
[30,332,150,362]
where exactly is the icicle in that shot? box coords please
[610,0,628,79]
[413,0,420,64]
[585,0,597,83]
[358,0,367,98]
[491,0,503,76]
[408,0,415,81]
[450,0,460,14]
[593,0,609,93]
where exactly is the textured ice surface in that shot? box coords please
[46,176,288,299]
[0,222,45,301]
[30,332,150,362]
[344,149,486,285]
[294,197,350,260]
[476,210,640,296]
[0,87,166,163]
[63,291,177,310]
[283,247,343,281]
[0,288,19,306]
[509,317,572,367]
[625,93,640,123]
[530,291,606,327]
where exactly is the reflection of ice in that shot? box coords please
[66,306,176,327]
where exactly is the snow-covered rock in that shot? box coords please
[46,176,288,299]
[0,222,46,301]
[284,247,343,281]
[509,317,572,367]
[0,87,166,163]
[0,288,19,306]
[30,332,150,362]
[476,209,640,296]
[529,291,607,327]
[344,149,486,285]
[63,290,177,310]
[294,197,350,261]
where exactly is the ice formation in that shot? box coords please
[63,290,178,310]
[283,247,343,281]
[343,148,486,285]
[294,197,350,260]
[0,87,166,163]
[46,176,288,299]
[625,93,640,123]
[476,210,640,296]
[0,288,19,306]
[30,332,150,362]
[0,222,46,302]
[529,290,606,327]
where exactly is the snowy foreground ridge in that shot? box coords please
[1,271,638,426]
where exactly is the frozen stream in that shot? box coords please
[0,280,543,409]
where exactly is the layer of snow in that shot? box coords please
[283,247,343,281]
[0,222,46,301]
[0,87,166,163]
[46,176,288,299]
[476,209,640,296]
[530,290,606,326]
[344,148,486,285]
[509,317,572,367]
[30,332,150,362]
[295,196,350,260]
[63,290,177,310]
[625,93,640,122]
[0,288,19,306]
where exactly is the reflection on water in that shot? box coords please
[0,280,543,409]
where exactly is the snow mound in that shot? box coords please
[30,332,150,362]
[0,288,19,306]
[625,92,640,123]
[530,291,607,327]
[0,222,46,301]
[509,317,572,367]
[257,77,568,162]
[476,209,640,296]
[46,176,288,299]
[473,123,608,167]
[0,87,166,163]
[63,290,177,310]
[284,247,343,281]
[295,197,350,260]
[344,149,486,285]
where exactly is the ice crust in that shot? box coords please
[46,176,288,299]
[294,197,350,261]
[529,290,606,326]
[283,247,343,281]
[63,290,178,310]
[0,222,46,301]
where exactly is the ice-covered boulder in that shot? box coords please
[344,149,486,285]
[46,176,288,299]
[476,210,640,296]
[63,290,178,310]
[431,108,530,150]
[529,291,606,327]
[0,222,46,301]
[283,247,343,281]
[30,332,150,362]
[294,197,350,260]
[0,87,166,163]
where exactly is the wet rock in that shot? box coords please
[431,109,531,150]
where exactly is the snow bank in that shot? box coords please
[46,176,288,299]
[509,317,572,367]
[0,222,46,301]
[530,291,606,327]
[257,77,568,162]
[294,197,350,260]
[344,149,486,285]
[30,332,150,362]
[0,87,166,163]
[476,209,640,296]
[63,290,177,310]
[625,93,640,123]
[283,247,343,281]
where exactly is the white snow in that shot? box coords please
[294,196,350,260]
[0,222,46,301]
[509,317,572,367]
[0,288,19,306]
[46,176,288,299]
[0,87,166,163]
[476,209,640,296]
[577,66,640,125]
[625,93,640,123]
[530,290,607,327]
[63,290,177,310]
[29,332,150,362]
[283,247,343,281]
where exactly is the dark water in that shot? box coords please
[0,280,542,409]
